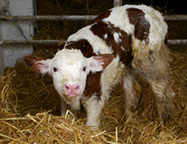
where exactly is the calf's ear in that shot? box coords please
[88,54,114,72]
[24,56,51,74]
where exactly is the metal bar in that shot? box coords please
[0,15,97,21]
[0,15,187,21]
[0,39,187,46]
[168,39,187,45]
[164,15,187,21]
[0,40,66,45]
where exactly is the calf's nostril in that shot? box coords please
[75,85,80,90]
[65,85,69,90]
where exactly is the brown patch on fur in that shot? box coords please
[127,8,150,44]
[65,39,94,58]
[83,72,102,98]
[90,21,133,66]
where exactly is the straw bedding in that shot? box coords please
[0,44,186,143]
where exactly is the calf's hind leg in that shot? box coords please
[148,79,174,126]
[132,45,174,126]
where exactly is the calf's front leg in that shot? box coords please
[83,95,105,129]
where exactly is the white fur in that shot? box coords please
[113,32,121,44]
[101,55,125,101]
[38,59,52,74]
[104,34,108,39]
[82,94,105,128]
[103,6,134,35]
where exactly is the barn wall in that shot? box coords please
[0,0,35,75]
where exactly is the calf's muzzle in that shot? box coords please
[63,83,80,97]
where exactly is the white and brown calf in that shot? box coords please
[24,5,174,128]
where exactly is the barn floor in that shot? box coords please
[0,45,186,143]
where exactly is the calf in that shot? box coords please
[25,5,174,128]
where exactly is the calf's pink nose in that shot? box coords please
[63,84,80,96]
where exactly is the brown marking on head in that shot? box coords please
[65,39,94,58]
[90,21,133,66]
[127,8,150,44]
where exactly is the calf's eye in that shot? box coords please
[83,66,86,72]
[53,67,58,72]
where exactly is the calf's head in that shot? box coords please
[24,49,114,103]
